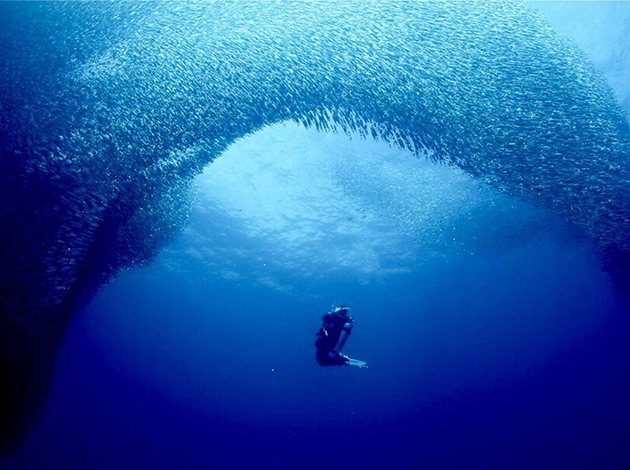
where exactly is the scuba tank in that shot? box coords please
[332,320,353,354]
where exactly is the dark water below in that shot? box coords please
[5,122,630,469]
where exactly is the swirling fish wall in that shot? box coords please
[1,1,628,452]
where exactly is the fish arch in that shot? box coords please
[1,0,629,452]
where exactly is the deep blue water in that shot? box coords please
[1,1,630,469]
[6,126,630,468]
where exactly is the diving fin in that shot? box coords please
[345,357,368,368]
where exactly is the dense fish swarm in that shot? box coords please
[0,0,628,452]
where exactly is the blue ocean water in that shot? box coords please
[1,1,629,469]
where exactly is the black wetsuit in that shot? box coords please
[315,311,351,366]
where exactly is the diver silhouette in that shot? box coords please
[314,306,367,368]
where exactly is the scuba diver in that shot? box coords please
[314,305,368,368]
